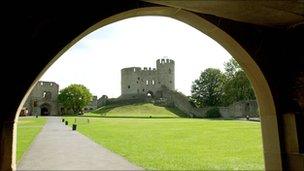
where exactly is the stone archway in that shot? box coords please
[40,104,51,116]
[7,6,285,171]
[146,91,154,98]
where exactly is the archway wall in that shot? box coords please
[12,7,280,170]
[1,2,148,169]
[198,14,304,170]
[1,2,303,170]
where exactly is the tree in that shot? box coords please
[58,84,92,114]
[224,58,241,77]
[190,68,225,107]
[222,59,256,105]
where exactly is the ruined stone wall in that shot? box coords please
[121,58,175,97]
[84,96,98,112]
[228,100,259,117]
[155,86,259,118]
[97,95,108,108]
[154,86,206,117]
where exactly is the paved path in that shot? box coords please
[17,117,142,170]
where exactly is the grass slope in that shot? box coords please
[88,103,185,118]
[17,117,46,162]
[65,117,264,170]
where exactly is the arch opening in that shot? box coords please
[12,7,281,171]
[40,103,51,116]
[146,91,154,98]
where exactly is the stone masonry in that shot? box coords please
[121,58,174,98]
[21,81,98,116]
[22,81,59,116]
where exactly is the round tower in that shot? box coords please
[121,67,141,96]
[156,58,175,90]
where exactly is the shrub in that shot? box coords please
[206,107,221,118]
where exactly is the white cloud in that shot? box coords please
[40,16,232,98]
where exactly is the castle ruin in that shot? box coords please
[121,58,175,98]
[21,58,258,118]
[22,81,59,116]
[21,81,98,116]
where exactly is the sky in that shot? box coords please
[40,16,232,98]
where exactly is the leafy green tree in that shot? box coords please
[58,84,92,114]
[224,58,241,77]
[222,59,256,105]
[191,68,225,107]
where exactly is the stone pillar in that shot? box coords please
[0,120,16,171]
[282,113,304,170]
[260,114,282,170]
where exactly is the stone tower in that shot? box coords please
[23,81,59,116]
[156,58,175,90]
[121,58,175,97]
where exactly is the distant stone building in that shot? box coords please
[22,81,97,116]
[97,95,108,107]
[22,59,258,118]
[97,57,259,118]
[121,58,175,98]
[83,96,98,112]
[23,81,59,116]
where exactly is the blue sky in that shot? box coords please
[40,16,232,98]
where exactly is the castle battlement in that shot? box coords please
[121,67,157,73]
[121,58,175,96]
[156,58,175,64]
[121,67,141,72]
[37,81,59,87]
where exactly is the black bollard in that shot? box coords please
[72,124,77,131]
[62,118,65,122]
[36,115,38,118]
[65,121,68,125]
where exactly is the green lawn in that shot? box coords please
[88,103,186,118]
[65,117,264,170]
[17,117,46,162]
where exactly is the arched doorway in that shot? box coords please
[40,104,51,116]
[40,107,48,116]
[10,7,282,171]
[146,91,154,98]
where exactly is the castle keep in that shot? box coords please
[121,58,175,98]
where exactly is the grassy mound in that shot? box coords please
[87,103,186,118]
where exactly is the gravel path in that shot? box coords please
[17,117,142,170]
